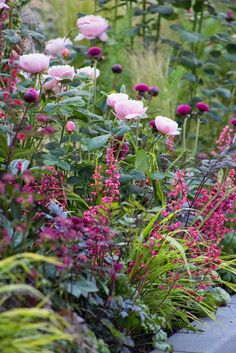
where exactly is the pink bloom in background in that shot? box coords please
[75,15,109,42]
[176,104,192,116]
[46,37,72,57]
[196,102,209,112]
[107,93,129,108]
[77,66,100,79]
[114,99,147,120]
[154,116,180,135]
[19,53,50,74]
[0,0,9,9]
[48,65,75,81]
[65,121,76,133]
[42,77,60,93]
[134,82,150,92]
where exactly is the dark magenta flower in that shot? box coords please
[23,88,39,103]
[149,119,156,130]
[149,86,160,97]
[176,104,192,116]
[37,114,50,123]
[226,10,234,22]
[111,64,123,74]
[196,102,209,112]
[230,117,236,125]
[134,82,150,93]
[87,46,103,59]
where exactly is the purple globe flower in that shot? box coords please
[87,47,103,59]
[176,104,192,116]
[196,102,209,112]
[23,88,39,103]
[134,82,150,93]
[230,117,236,125]
[112,64,123,74]
[226,10,234,22]
[149,86,160,97]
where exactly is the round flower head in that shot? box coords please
[226,10,234,22]
[19,53,50,74]
[112,64,123,74]
[48,65,75,81]
[75,15,109,42]
[176,104,192,116]
[65,121,76,133]
[149,119,156,129]
[0,0,9,9]
[46,37,72,57]
[107,93,129,108]
[87,46,103,59]
[230,117,236,125]
[154,116,180,136]
[134,82,150,92]
[77,66,100,80]
[114,99,148,120]
[149,86,159,97]
[23,88,39,103]
[196,102,209,112]
[37,114,50,123]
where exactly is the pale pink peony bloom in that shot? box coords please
[47,65,75,81]
[45,37,72,57]
[19,53,50,74]
[42,77,61,93]
[65,121,76,133]
[0,0,9,9]
[107,93,129,108]
[75,15,109,42]
[77,66,100,80]
[114,99,148,120]
[154,116,180,135]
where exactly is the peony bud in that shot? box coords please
[65,121,76,133]
[23,88,39,103]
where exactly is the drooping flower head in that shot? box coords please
[47,65,75,81]
[46,37,72,57]
[154,116,180,135]
[77,66,100,80]
[148,86,160,97]
[112,64,123,74]
[176,104,192,116]
[19,54,50,74]
[196,102,209,113]
[107,93,129,108]
[75,15,109,42]
[114,99,148,120]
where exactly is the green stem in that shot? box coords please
[182,117,188,151]
[155,13,161,44]
[93,60,97,112]
[135,116,141,150]
[193,11,198,32]
[198,4,204,33]
[193,118,201,156]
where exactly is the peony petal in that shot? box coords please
[125,113,141,120]
[99,32,109,42]
[74,33,85,41]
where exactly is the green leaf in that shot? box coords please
[135,150,148,172]
[82,134,111,151]
[215,87,231,99]
[172,0,192,9]
[61,278,98,298]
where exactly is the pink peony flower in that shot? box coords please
[0,0,9,9]
[45,37,72,57]
[176,104,192,115]
[107,93,129,108]
[114,99,148,120]
[77,66,100,79]
[196,102,209,112]
[75,15,109,42]
[154,116,180,135]
[65,121,76,133]
[42,77,61,93]
[47,65,75,81]
[19,53,50,74]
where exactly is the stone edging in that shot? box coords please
[152,294,236,353]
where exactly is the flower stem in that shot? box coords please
[193,118,201,156]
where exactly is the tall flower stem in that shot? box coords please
[167,117,188,171]
[135,117,141,150]
[193,118,201,156]
[93,60,97,111]
[6,104,30,171]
